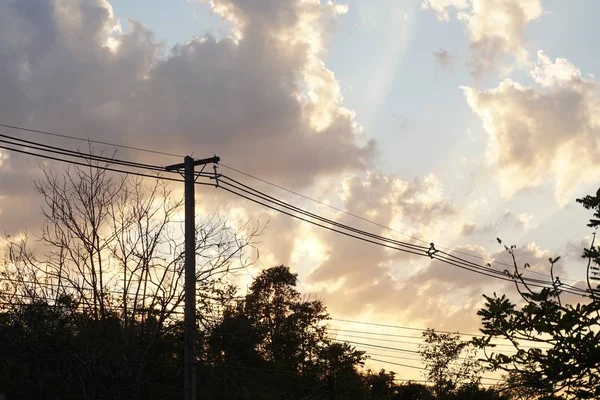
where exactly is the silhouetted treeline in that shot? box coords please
[0,162,534,399]
[0,265,506,400]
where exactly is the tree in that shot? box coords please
[419,328,482,397]
[203,265,367,399]
[395,381,435,400]
[475,188,600,399]
[0,158,260,399]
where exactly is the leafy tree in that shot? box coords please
[475,188,600,399]
[419,328,482,397]
[203,265,367,399]
[363,369,399,400]
[395,381,435,400]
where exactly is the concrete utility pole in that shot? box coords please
[166,155,220,400]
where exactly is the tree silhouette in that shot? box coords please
[475,189,600,399]
[0,160,511,399]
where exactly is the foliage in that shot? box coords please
[0,161,504,399]
[475,188,600,399]
[419,329,488,399]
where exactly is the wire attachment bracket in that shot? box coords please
[212,156,221,188]
[427,243,438,259]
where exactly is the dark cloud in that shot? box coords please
[433,49,453,69]
[0,0,374,235]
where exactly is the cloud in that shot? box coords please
[423,0,543,78]
[0,0,375,235]
[422,0,469,21]
[462,210,532,237]
[0,0,589,338]
[308,172,455,284]
[300,172,459,322]
[433,48,454,69]
[462,51,600,203]
[305,175,572,331]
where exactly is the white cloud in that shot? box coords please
[462,51,600,203]
[530,51,584,88]
[305,172,456,308]
[462,210,532,237]
[423,0,543,77]
[422,0,469,21]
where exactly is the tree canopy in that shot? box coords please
[0,159,560,400]
[476,189,600,399]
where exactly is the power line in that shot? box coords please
[330,318,479,337]
[0,278,549,350]
[220,163,429,247]
[0,122,182,158]
[363,359,502,383]
[0,133,172,174]
[328,328,549,349]
[368,358,427,371]
[1,143,589,297]
[0,134,215,181]
[2,122,583,286]
[365,353,423,362]
[218,185,426,257]
[0,144,212,186]
[217,181,589,296]
[221,175,428,252]
[330,333,425,347]
[332,339,420,354]
[0,132,591,303]
[1,125,585,293]
[220,163,573,283]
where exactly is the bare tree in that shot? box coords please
[0,156,263,398]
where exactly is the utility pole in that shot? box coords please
[166,155,220,400]
[327,374,336,400]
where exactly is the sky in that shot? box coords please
[0,0,599,381]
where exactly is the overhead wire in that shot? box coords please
[0,132,530,390]
[1,123,586,293]
[0,133,166,172]
[2,122,585,286]
[220,162,429,246]
[0,144,213,186]
[216,176,583,292]
[0,134,215,181]
[0,127,592,344]
[220,175,428,252]
[0,146,590,298]
[0,122,182,158]
[220,163,578,284]
[217,180,589,296]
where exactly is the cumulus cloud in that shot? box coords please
[297,172,461,322]
[307,172,455,286]
[300,171,566,331]
[423,0,543,78]
[0,0,375,235]
[314,237,571,334]
[0,0,588,336]
[462,51,600,203]
[304,171,573,331]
